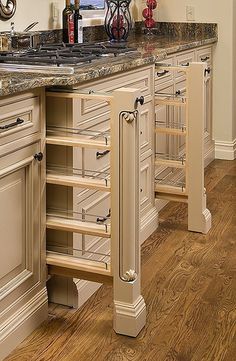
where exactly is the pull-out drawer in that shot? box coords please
[155,85,175,156]
[0,95,40,147]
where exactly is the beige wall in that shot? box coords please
[0,0,65,32]
[158,0,235,153]
[233,2,236,141]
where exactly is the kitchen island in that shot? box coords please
[0,26,217,361]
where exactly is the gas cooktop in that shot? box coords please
[0,42,139,74]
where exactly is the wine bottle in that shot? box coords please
[74,0,83,43]
[62,0,74,44]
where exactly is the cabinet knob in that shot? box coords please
[34,152,43,162]
[136,96,145,106]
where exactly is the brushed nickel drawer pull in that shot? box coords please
[96,150,110,159]
[157,70,169,77]
[181,62,190,67]
[0,117,24,130]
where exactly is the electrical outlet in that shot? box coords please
[186,5,195,21]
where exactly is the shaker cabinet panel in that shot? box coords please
[0,142,42,319]
[0,168,26,286]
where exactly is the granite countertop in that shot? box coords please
[0,33,217,97]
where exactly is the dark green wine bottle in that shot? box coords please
[62,0,74,43]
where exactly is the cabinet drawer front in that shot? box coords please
[0,96,40,146]
[196,47,212,66]
[75,189,110,215]
[74,66,153,121]
[175,51,195,81]
[155,56,174,91]
[74,146,110,174]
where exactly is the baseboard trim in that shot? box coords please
[215,139,236,160]
[114,295,146,337]
[0,287,48,361]
[204,142,215,167]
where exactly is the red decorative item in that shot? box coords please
[142,8,153,19]
[146,0,157,9]
[143,0,157,34]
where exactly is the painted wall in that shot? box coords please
[158,0,235,157]
[0,0,66,32]
[233,2,236,142]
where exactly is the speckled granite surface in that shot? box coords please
[0,31,217,97]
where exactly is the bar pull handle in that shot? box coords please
[201,56,210,62]
[0,117,24,130]
[96,150,110,159]
[157,69,169,77]
[181,62,190,67]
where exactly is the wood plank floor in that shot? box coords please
[5,159,236,361]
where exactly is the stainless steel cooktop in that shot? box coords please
[0,42,139,74]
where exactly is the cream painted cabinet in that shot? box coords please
[155,46,214,168]
[0,89,47,361]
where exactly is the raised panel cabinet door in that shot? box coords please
[0,142,42,320]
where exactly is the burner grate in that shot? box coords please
[0,42,139,72]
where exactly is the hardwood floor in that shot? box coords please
[4,159,236,361]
